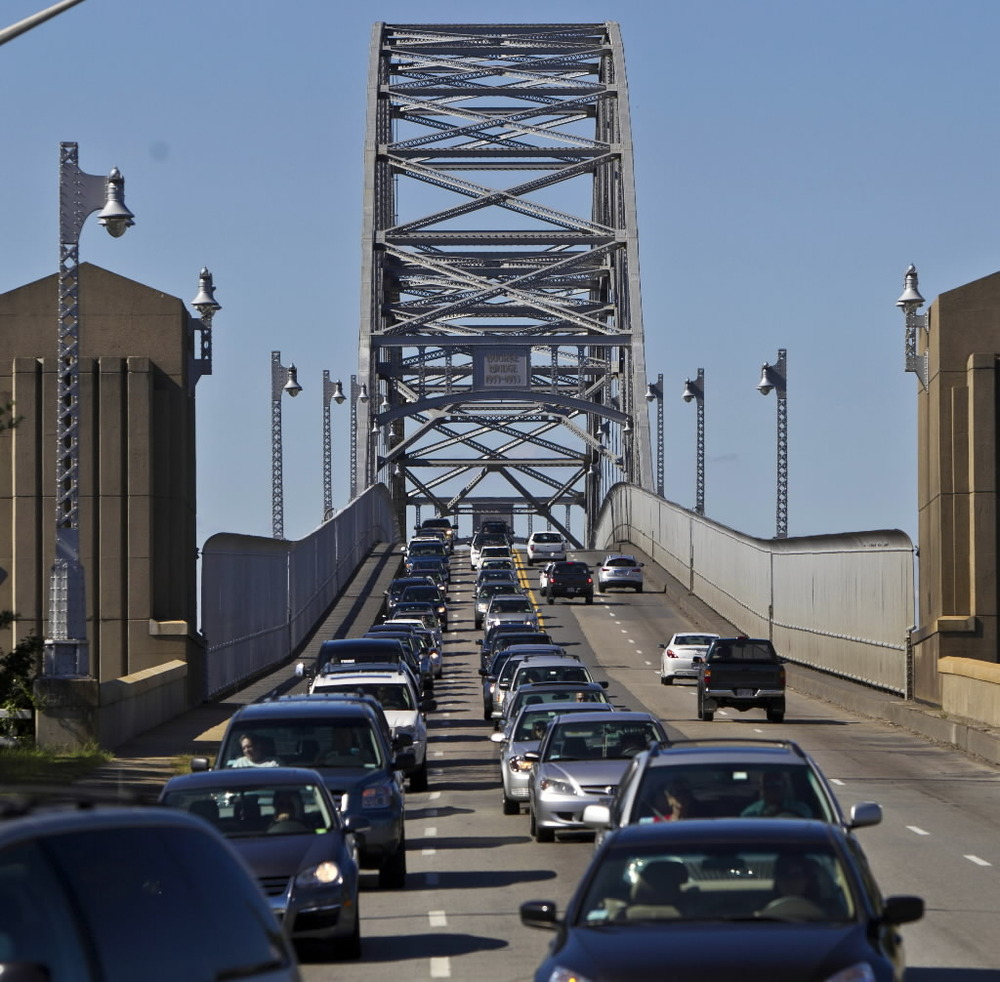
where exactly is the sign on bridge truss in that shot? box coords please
[354,22,652,543]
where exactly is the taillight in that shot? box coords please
[666,648,678,659]
[703,667,712,684]
[587,576,593,584]
[778,665,786,686]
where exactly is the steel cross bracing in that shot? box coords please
[355,23,652,543]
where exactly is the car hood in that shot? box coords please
[560,921,871,982]
[382,709,420,729]
[541,759,631,787]
[230,832,342,878]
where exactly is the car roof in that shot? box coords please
[605,817,841,850]
[0,804,227,844]
[230,695,381,721]
[320,637,404,650]
[512,654,580,666]
[643,738,812,767]
[550,709,648,725]
[315,668,413,684]
[162,766,330,793]
[514,680,605,692]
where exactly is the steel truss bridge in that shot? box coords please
[351,22,652,547]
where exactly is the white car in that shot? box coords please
[526,531,566,566]
[309,668,434,791]
[659,631,721,685]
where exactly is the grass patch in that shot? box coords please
[0,742,112,785]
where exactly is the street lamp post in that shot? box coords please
[322,371,346,520]
[271,351,302,539]
[644,374,664,497]
[896,264,928,389]
[681,369,705,515]
[756,349,788,539]
[45,142,134,677]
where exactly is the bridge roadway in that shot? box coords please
[84,544,1000,979]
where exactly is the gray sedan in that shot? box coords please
[491,701,616,815]
[527,712,667,842]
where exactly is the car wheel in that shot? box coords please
[598,583,605,593]
[698,690,714,722]
[585,593,594,605]
[546,593,554,605]
[502,795,520,815]
[534,819,555,843]
[378,834,407,890]
[636,584,643,593]
[766,702,785,724]
[661,674,672,686]
[336,903,362,960]
[409,760,429,793]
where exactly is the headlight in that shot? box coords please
[539,778,577,795]
[295,861,343,887]
[823,965,877,982]
[361,784,394,808]
[548,968,595,982]
[508,755,534,773]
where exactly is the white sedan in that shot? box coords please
[658,632,720,684]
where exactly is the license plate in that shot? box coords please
[566,587,579,594]
[736,688,752,697]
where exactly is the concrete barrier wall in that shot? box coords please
[200,486,398,698]
[593,484,915,695]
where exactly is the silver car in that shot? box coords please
[527,711,668,842]
[482,593,539,634]
[491,702,616,814]
[659,631,720,684]
[597,554,645,593]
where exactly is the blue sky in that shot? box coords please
[3,0,998,547]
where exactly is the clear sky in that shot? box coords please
[2,0,997,547]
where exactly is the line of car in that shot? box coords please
[0,529,925,981]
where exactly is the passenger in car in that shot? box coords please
[227,733,280,768]
[740,772,813,818]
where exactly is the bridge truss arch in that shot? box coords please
[354,22,652,545]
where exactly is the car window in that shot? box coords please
[3,825,293,982]
[632,764,832,823]
[606,557,636,567]
[163,782,337,837]
[576,843,855,925]
[515,664,589,687]
[221,721,384,769]
[544,719,663,760]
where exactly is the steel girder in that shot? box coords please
[356,22,652,544]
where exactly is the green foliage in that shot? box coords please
[0,743,111,784]
[0,613,43,742]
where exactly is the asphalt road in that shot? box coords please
[284,547,1000,981]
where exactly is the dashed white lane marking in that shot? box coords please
[644,660,653,666]
[965,855,991,866]
[430,957,452,978]
[422,848,437,856]
[907,826,929,836]
[608,612,617,618]
[830,778,845,786]
[429,910,448,928]
[429,791,442,800]
[433,750,445,757]
[426,827,438,837]
[431,768,445,776]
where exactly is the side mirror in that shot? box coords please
[882,895,924,926]
[294,661,304,677]
[849,801,883,830]
[190,756,210,772]
[582,803,612,828]
[489,731,505,743]
[520,900,560,931]
[420,697,438,713]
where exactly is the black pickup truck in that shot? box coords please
[543,561,594,604]
[696,636,786,723]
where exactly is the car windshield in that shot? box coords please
[510,688,608,716]
[533,533,561,543]
[575,842,856,925]
[544,719,661,760]
[632,763,834,823]
[220,722,384,770]
[606,557,637,567]
[162,783,335,838]
[515,664,589,687]
[313,681,415,711]
[514,706,601,741]
[491,597,533,612]
[673,635,718,646]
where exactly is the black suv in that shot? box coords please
[193,694,410,888]
[0,794,299,979]
[544,561,594,604]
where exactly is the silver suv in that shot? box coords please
[597,554,645,592]
[583,738,882,842]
